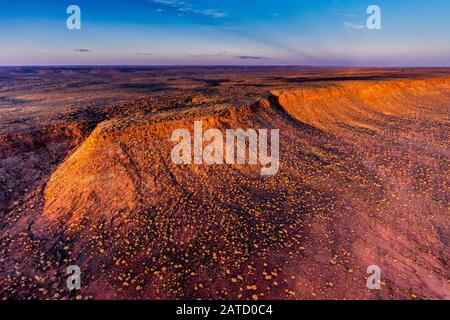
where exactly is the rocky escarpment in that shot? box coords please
[25,77,450,300]
[0,121,97,218]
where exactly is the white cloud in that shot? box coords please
[151,0,228,18]
[343,22,366,30]
[199,9,228,18]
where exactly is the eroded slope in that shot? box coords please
[24,77,450,300]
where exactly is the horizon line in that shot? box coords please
[1,64,450,69]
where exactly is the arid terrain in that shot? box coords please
[0,66,449,300]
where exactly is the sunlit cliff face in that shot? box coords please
[39,76,450,300]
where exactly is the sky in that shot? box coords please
[0,0,449,66]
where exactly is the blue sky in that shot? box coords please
[0,0,449,66]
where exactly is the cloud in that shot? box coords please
[343,22,366,30]
[136,52,153,56]
[189,53,228,58]
[199,9,227,18]
[74,48,90,53]
[234,55,268,60]
[151,0,228,18]
[187,53,269,60]
[147,0,317,61]
[152,0,178,5]
[221,23,243,31]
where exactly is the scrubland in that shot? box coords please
[0,67,449,300]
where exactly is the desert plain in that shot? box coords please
[0,66,449,300]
